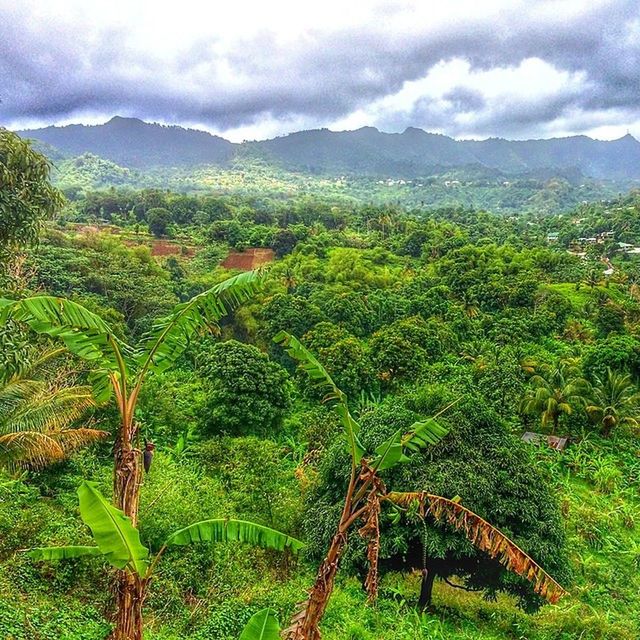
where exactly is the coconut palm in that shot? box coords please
[521,360,590,434]
[586,368,640,437]
[0,347,106,470]
[584,268,602,290]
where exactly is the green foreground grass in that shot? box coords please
[1,432,638,640]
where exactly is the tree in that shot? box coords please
[0,270,263,639]
[302,323,373,398]
[586,368,640,437]
[521,361,590,434]
[0,348,107,470]
[369,316,455,385]
[271,229,298,257]
[0,129,64,254]
[321,395,571,611]
[147,207,172,237]
[260,293,325,344]
[274,333,567,640]
[29,482,303,634]
[583,334,640,381]
[197,340,292,436]
[594,301,626,337]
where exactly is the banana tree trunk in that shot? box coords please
[113,437,142,524]
[284,530,349,640]
[111,414,144,639]
[285,464,376,639]
[112,571,146,640]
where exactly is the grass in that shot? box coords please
[1,433,638,640]
[544,282,627,310]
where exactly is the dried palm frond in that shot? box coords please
[0,431,66,469]
[0,349,103,470]
[1,386,94,434]
[0,427,107,471]
[385,492,568,604]
[50,427,109,454]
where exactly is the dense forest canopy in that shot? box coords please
[1,129,639,640]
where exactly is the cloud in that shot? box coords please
[1,0,639,140]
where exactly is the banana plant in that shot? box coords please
[238,608,282,640]
[1,270,264,639]
[29,481,303,636]
[274,332,567,640]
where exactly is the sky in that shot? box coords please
[1,0,639,142]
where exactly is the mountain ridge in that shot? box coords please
[15,116,640,180]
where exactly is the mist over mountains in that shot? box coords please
[16,116,640,181]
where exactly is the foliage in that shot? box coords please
[0,348,106,470]
[521,361,590,433]
[0,129,64,254]
[28,481,304,596]
[306,395,571,611]
[5,172,640,638]
[147,207,173,237]
[585,368,640,437]
[197,340,292,435]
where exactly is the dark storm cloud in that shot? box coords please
[1,1,639,138]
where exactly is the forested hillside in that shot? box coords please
[15,118,639,215]
[2,129,640,640]
[19,117,640,180]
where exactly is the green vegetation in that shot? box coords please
[1,133,640,640]
[0,129,63,255]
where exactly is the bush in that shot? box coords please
[197,340,292,436]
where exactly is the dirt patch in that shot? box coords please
[222,248,275,270]
[150,240,195,257]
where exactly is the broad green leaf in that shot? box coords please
[0,296,130,402]
[371,428,404,471]
[371,418,448,471]
[27,546,103,561]
[165,519,304,554]
[77,481,149,575]
[402,418,448,452]
[239,609,281,640]
[136,270,264,377]
[274,331,365,464]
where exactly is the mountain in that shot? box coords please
[16,117,640,180]
[19,116,234,168]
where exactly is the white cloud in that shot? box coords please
[1,0,639,140]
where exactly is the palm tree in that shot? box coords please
[586,368,640,437]
[584,268,601,290]
[563,319,593,343]
[281,265,298,293]
[0,270,265,640]
[275,333,567,640]
[0,348,106,470]
[460,291,480,319]
[521,361,590,434]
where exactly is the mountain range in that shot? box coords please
[16,116,640,180]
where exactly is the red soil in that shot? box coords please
[221,248,275,270]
